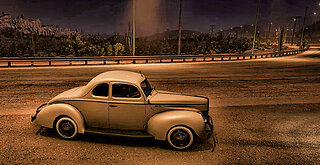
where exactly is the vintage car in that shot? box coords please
[31,70,213,150]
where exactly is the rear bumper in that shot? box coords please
[31,103,47,122]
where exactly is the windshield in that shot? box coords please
[141,78,152,97]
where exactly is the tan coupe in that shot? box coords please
[31,70,214,150]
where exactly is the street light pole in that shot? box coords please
[177,0,183,55]
[132,0,136,56]
[267,21,272,40]
[300,7,308,49]
[291,18,297,45]
[252,0,261,54]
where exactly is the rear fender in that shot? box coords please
[147,110,205,140]
[35,103,85,134]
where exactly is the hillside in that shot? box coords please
[0,12,76,37]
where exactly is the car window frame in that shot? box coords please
[91,82,110,99]
[110,81,145,101]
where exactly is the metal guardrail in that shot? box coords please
[0,49,306,67]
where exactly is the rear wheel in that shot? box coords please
[167,126,194,150]
[56,117,78,139]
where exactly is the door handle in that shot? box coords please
[109,104,117,107]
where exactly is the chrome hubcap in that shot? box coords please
[170,129,190,147]
[59,120,75,137]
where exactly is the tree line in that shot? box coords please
[0,29,304,57]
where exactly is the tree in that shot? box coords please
[63,34,86,56]
[113,43,125,56]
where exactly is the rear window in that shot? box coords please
[92,83,109,97]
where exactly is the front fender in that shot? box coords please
[147,110,205,141]
[35,103,85,134]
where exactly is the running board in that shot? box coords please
[85,128,153,138]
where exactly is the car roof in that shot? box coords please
[87,70,145,86]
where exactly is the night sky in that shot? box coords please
[0,0,319,36]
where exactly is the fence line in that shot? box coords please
[0,49,307,67]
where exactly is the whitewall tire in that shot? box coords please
[167,126,194,150]
[56,117,78,139]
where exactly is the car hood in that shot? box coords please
[48,86,86,103]
[149,90,208,105]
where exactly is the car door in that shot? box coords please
[108,82,146,130]
[73,83,109,129]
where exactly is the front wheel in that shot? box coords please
[167,126,194,150]
[56,117,78,139]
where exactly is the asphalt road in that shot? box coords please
[0,49,319,164]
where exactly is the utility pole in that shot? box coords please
[300,7,308,49]
[291,17,298,45]
[132,0,136,56]
[267,22,272,40]
[177,0,183,55]
[279,27,284,51]
[252,0,261,54]
[284,26,288,43]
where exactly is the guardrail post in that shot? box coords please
[203,57,206,61]
[31,61,34,66]
[103,60,106,65]
[261,55,263,58]
[212,57,214,61]
[229,57,231,61]
[171,58,174,62]
[49,61,51,66]
[146,59,148,63]
[237,56,239,60]
[250,56,252,59]
[221,57,223,61]
[255,56,257,59]
[84,60,87,65]
[133,59,136,64]
[193,58,196,62]
[69,61,72,65]
[160,59,162,63]
[183,58,186,62]
[243,56,245,60]
[8,61,11,67]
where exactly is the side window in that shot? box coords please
[112,84,141,98]
[92,83,109,97]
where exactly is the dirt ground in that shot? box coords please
[0,49,319,164]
